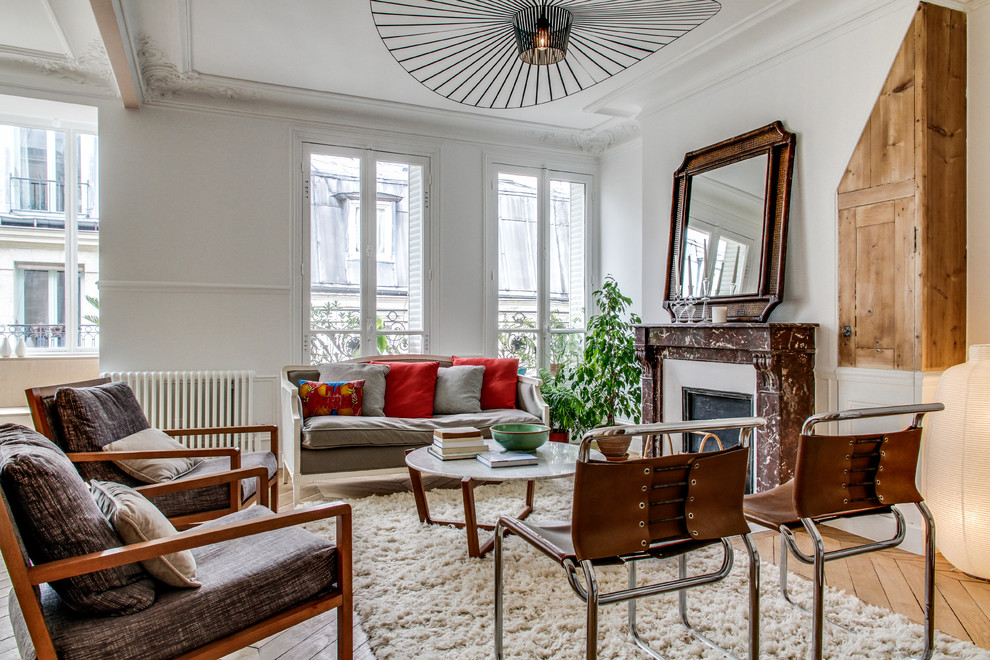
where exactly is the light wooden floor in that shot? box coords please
[1,473,988,659]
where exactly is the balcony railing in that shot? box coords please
[0,324,99,350]
[7,175,95,220]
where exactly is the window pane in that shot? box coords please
[376,160,424,352]
[310,154,362,361]
[549,180,585,331]
[497,173,538,339]
[683,227,711,297]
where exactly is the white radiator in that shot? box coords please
[102,371,256,451]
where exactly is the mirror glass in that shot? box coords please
[676,155,768,298]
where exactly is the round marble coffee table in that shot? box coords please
[404,441,587,558]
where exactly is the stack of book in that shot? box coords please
[476,450,538,468]
[429,427,488,460]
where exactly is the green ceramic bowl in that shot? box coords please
[490,423,550,451]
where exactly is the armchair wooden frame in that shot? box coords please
[743,403,944,660]
[0,494,353,660]
[495,417,765,660]
[25,378,281,529]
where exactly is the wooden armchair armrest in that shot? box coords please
[28,502,351,585]
[68,446,242,469]
[165,425,280,473]
[136,466,271,509]
[66,451,265,508]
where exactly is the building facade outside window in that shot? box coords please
[491,165,592,371]
[304,145,430,363]
[0,105,99,353]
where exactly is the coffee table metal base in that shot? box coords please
[405,451,536,558]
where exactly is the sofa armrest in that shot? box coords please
[516,374,549,425]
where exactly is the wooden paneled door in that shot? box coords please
[837,3,966,372]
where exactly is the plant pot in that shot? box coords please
[594,435,631,462]
[549,429,569,443]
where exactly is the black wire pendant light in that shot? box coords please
[371,0,721,109]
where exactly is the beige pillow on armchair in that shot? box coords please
[101,427,204,483]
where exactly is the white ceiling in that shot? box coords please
[0,0,976,137]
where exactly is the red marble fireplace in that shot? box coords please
[634,323,817,491]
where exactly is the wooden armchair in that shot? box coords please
[0,423,351,659]
[26,378,280,529]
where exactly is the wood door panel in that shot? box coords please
[872,30,916,188]
[854,215,896,359]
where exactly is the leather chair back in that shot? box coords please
[793,427,923,519]
[571,446,751,561]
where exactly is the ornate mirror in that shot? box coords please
[664,121,796,322]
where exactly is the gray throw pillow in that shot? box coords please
[318,362,390,416]
[433,365,485,415]
[91,480,201,588]
[0,424,155,614]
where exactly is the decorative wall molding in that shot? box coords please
[2,38,115,90]
[534,121,641,155]
[137,35,254,102]
[97,280,290,296]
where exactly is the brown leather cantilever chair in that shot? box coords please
[495,417,765,660]
[743,403,944,660]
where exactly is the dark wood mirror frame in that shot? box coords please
[663,121,796,322]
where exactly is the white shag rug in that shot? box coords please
[303,479,990,660]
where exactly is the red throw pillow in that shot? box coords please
[298,380,364,418]
[369,361,439,418]
[451,357,518,409]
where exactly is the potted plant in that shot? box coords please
[538,367,586,443]
[573,275,643,460]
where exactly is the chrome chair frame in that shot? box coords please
[765,403,942,660]
[495,417,765,660]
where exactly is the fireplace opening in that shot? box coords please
[682,387,755,492]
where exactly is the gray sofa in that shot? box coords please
[280,355,548,495]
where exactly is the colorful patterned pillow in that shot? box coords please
[298,380,365,418]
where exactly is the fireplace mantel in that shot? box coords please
[634,322,817,491]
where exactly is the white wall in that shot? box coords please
[631,2,919,405]
[94,102,595,423]
[600,140,644,317]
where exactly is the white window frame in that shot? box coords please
[484,156,596,368]
[298,140,435,362]
[0,114,97,354]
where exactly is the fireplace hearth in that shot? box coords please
[635,322,817,491]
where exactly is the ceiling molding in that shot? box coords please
[582,0,797,116]
[132,35,622,154]
[39,0,74,58]
[533,121,641,156]
[1,38,114,90]
[637,0,908,121]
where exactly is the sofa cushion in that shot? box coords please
[452,357,518,409]
[433,365,485,415]
[90,480,200,589]
[301,409,543,450]
[318,362,389,416]
[0,424,155,615]
[9,507,339,660]
[54,382,151,485]
[371,361,439,418]
[299,379,364,418]
[102,427,204,483]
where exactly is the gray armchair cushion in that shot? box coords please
[54,382,150,485]
[433,365,485,415]
[318,362,390,416]
[10,507,339,660]
[148,451,277,518]
[0,424,155,615]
